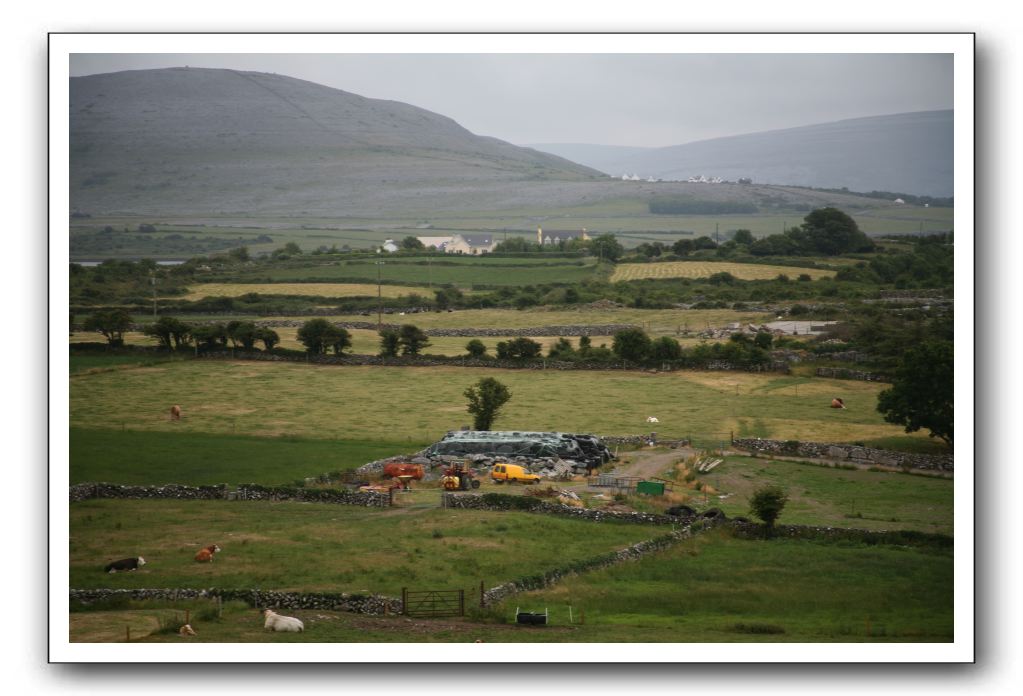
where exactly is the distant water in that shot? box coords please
[74,260,186,267]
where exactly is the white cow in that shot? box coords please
[262,609,304,632]
[646,416,659,423]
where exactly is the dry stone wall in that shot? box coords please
[70,482,390,507]
[443,492,688,526]
[481,530,690,606]
[731,438,952,472]
[69,588,402,614]
[70,483,227,503]
[815,366,891,382]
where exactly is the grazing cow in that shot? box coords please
[170,405,182,420]
[262,609,304,633]
[646,416,659,423]
[194,544,220,563]
[830,398,846,409]
[179,624,197,637]
[104,557,145,573]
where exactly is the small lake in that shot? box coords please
[74,260,186,267]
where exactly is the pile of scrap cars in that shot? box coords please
[357,430,615,484]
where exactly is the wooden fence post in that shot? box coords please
[479,580,485,608]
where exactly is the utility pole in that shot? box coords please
[376,259,384,331]
[150,270,157,318]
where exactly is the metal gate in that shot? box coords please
[402,588,465,618]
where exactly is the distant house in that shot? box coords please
[417,236,454,251]
[381,238,399,253]
[446,233,497,255]
[536,227,590,246]
[893,198,906,205]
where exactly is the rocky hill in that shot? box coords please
[69,67,603,216]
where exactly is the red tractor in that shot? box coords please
[441,462,480,491]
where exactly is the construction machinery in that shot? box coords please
[441,461,480,491]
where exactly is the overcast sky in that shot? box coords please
[70,53,952,148]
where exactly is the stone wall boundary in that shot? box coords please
[70,482,390,507]
[69,588,401,615]
[815,366,891,382]
[730,438,952,472]
[480,530,692,607]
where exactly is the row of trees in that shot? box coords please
[81,310,284,352]
[457,329,774,367]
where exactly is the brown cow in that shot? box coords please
[170,405,182,420]
[830,398,846,409]
[195,544,220,562]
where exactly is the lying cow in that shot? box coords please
[179,624,197,637]
[646,416,660,423]
[194,544,221,563]
[104,556,145,573]
[262,609,304,633]
[170,405,182,420]
[830,398,846,409]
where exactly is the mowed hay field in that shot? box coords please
[611,261,836,283]
[70,360,927,446]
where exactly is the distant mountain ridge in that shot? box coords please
[69,67,602,216]
[529,111,953,198]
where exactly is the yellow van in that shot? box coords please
[490,463,540,485]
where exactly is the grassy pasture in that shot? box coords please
[69,360,929,447]
[501,530,953,642]
[611,261,836,283]
[69,428,424,486]
[72,531,952,643]
[266,307,771,336]
[69,499,660,596]
[618,453,952,534]
[176,283,446,302]
[244,258,598,287]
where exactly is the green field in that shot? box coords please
[69,499,660,596]
[70,529,952,643]
[230,257,599,287]
[71,204,954,260]
[498,530,953,642]
[647,454,953,535]
[69,428,424,486]
[69,360,926,446]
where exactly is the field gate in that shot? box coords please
[401,588,465,618]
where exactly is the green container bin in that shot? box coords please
[636,480,665,496]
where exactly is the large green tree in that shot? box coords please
[143,316,192,350]
[398,324,431,356]
[877,340,953,447]
[379,329,401,357]
[589,234,624,262]
[612,328,652,362]
[801,207,875,255]
[464,377,512,431]
[83,308,133,346]
[297,319,350,355]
